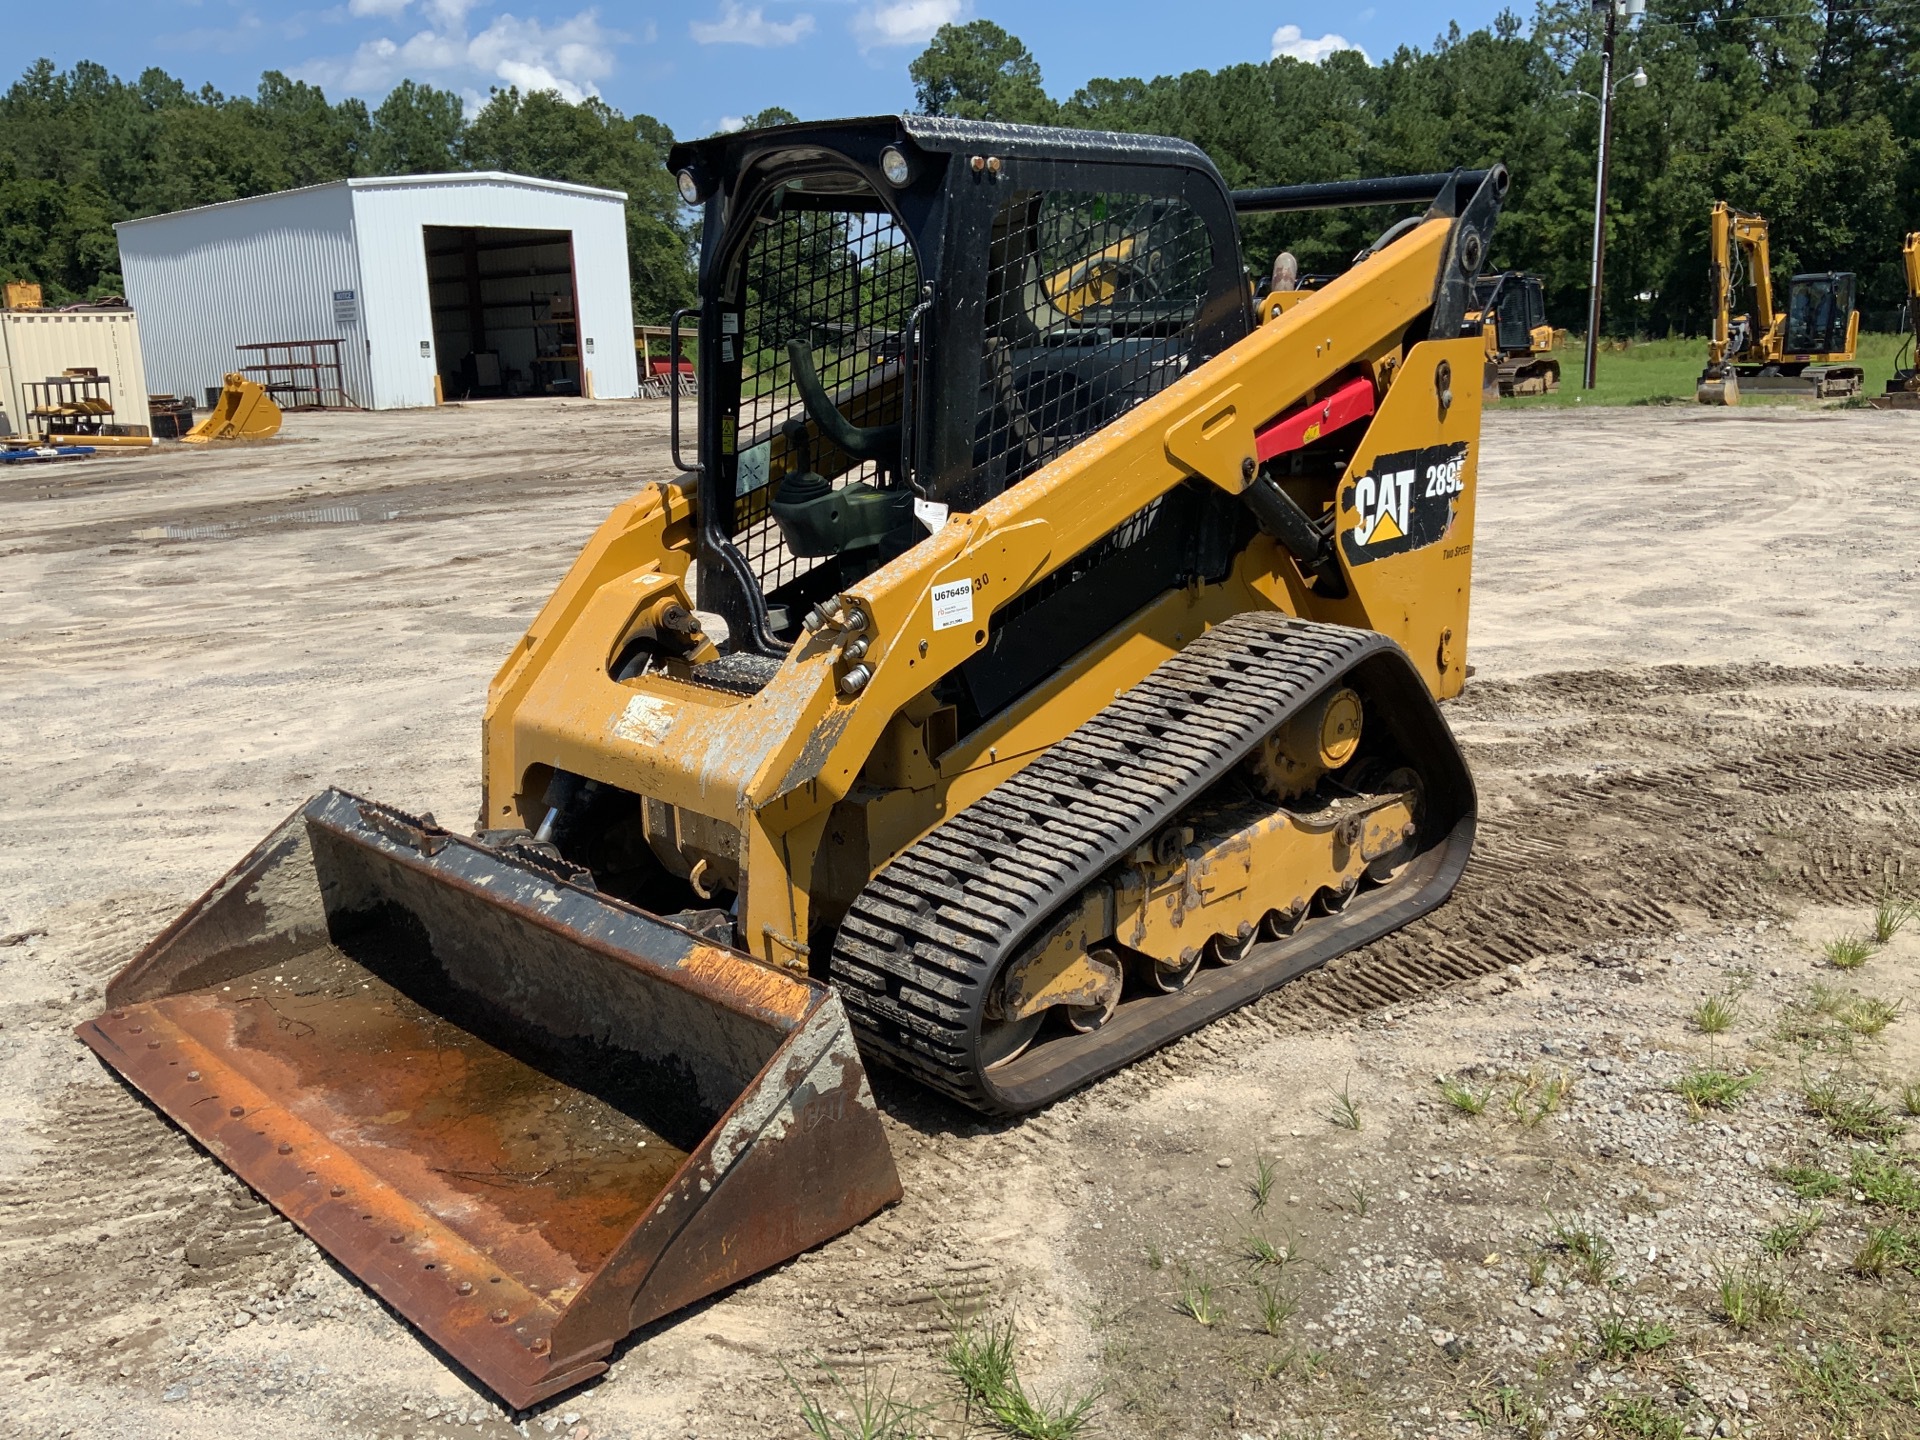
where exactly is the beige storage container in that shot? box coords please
[0,309,152,437]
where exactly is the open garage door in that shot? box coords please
[424,225,584,400]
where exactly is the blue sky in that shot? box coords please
[21,0,1515,141]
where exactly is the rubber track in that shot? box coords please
[830,613,1427,1114]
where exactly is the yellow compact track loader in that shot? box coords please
[1872,231,1920,410]
[1697,201,1862,404]
[182,372,283,442]
[1470,271,1561,396]
[82,117,1506,1405]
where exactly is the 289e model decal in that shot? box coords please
[1339,441,1470,566]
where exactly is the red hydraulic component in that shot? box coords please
[1255,374,1377,463]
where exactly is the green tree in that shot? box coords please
[464,87,695,321]
[370,80,466,174]
[910,20,1057,124]
[738,106,799,130]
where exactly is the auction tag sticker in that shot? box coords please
[930,578,974,631]
[913,497,949,535]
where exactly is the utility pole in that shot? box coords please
[1581,0,1646,389]
[1582,0,1617,391]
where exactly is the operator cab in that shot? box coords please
[1784,271,1857,357]
[667,116,1253,656]
[1472,271,1546,353]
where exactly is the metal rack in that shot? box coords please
[236,339,353,409]
[26,369,117,438]
[530,292,581,395]
[636,324,696,398]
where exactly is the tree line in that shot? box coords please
[0,62,694,320]
[911,10,1916,332]
[5,1,1917,333]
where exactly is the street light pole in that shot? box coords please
[1582,0,1617,391]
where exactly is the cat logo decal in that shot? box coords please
[1340,442,1469,565]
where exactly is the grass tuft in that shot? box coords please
[1174,1269,1223,1327]
[1782,984,1905,1050]
[1823,933,1875,970]
[1902,1080,1920,1118]
[1248,1156,1276,1213]
[1848,1152,1920,1213]
[1841,996,1901,1038]
[1804,1079,1904,1144]
[1851,1225,1920,1279]
[1761,1208,1824,1259]
[787,1360,932,1440]
[1691,994,1737,1035]
[1468,1383,1542,1431]
[1437,1074,1488,1115]
[1327,1076,1363,1131]
[1715,1263,1789,1330]
[1776,1163,1847,1200]
[1787,1341,1894,1430]
[1502,1068,1574,1127]
[1549,1221,1615,1285]
[1872,892,1918,945]
[1240,1231,1302,1270]
[1671,1064,1764,1115]
[1255,1283,1296,1337]
[943,1314,1100,1440]
[1532,1071,1573,1125]
[1598,1395,1687,1439]
[1593,1312,1676,1361]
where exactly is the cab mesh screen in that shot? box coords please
[732,190,919,599]
[973,190,1212,500]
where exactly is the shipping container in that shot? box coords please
[0,309,151,437]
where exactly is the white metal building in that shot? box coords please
[116,173,639,411]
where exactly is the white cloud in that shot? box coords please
[347,0,412,18]
[718,114,749,132]
[689,3,815,46]
[306,5,621,103]
[1271,23,1367,64]
[853,0,963,50]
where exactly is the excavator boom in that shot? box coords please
[1872,232,1920,409]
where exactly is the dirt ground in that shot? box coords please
[3,398,1920,1440]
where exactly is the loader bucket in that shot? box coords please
[77,791,900,1408]
[181,373,283,442]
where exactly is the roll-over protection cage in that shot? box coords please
[666,115,1497,657]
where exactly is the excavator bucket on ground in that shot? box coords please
[182,372,282,442]
[77,791,900,1408]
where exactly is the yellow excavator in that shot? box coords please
[1469,272,1562,396]
[1697,201,1862,404]
[1873,231,1920,410]
[81,118,1504,1406]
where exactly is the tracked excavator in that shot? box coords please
[1872,232,1920,410]
[80,118,1505,1405]
[1697,200,1862,404]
